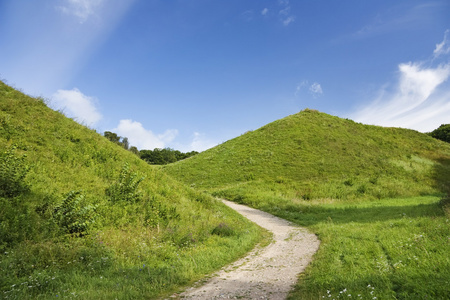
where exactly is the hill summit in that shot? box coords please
[165,109,450,203]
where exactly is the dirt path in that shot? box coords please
[176,199,320,299]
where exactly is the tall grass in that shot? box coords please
[165,109,450,298]
[0,81,264,299]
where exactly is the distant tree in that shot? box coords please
[129,146,139,155]
[429,124,450,143]
[122,137,130,150]
[139,148,198,165]
[104,131,121,144]
[104,131,138,153]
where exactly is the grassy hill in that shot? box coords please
[165,109,449,202]
[0,81,263,299]
[164,109,450,299]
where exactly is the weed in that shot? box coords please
[0,145,30,198]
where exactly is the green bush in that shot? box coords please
[105,163,145,203]
[53,191,98,236]
[0,145,30,198]
[211,223,235,237]
[429,124,450,143]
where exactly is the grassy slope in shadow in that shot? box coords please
[0,81,263,299]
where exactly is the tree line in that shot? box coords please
[428,124,450,143]
[103,131,198,165]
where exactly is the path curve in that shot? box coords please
[177,199,320,299]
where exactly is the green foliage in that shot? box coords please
[52,191,98,236]
[104,131,132,150]
[0,80,263,298]
[144,196,179,228]
[429,123,450,143]
[140,148,199,165]
[0,145,30,198]
[211,223,235,237]
[105,163,145,203]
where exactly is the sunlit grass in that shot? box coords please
[164,109,450,299]
[0,81,264,299]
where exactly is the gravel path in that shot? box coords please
[176,199,320,299]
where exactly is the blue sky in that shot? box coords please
[1,0,450,151]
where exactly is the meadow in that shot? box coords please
[165,109,450,299]
[2,80,449,299]
[0,81,264,299]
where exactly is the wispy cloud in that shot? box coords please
[240,10,254,22]
[57,0,105,23]
[351,30,450,132]
[295,80,323,98]
[113,119,178,150]
[278,0,295,26]
[261,8,269,16]
[434,29,450,58]
[309,82,323,97]
[352,3,440,39]
[52,88,102,126]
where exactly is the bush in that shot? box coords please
[105,163,145,203]
[429,124,450,143]
[0,145,30,198]
[53,191,98,236]
[211,223,235,237]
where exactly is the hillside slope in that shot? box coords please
[165,109,450,203]
[164,109,450,299]
[0,81,262,299]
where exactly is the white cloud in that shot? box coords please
[278,0,295,26]
[282,16,295,26]
[57,0,105,23]
[352,30,450,132]
[189,132,218,152]
[52,88,102,126]
[113,119,178,150]
[309,82,323,97]
[261,8,269,16]
[295,80,323,97]
[434,29,450,58]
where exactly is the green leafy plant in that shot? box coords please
[0,145,30,198]
[211,223,235,237]
[105,163,145,203]
[53,191,98,236]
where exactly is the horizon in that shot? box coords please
[1,0,449,152]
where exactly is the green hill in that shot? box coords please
[164,109,450,299]
[165,109,450,203]
[0,81,262,299]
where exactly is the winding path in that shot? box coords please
[177,199,320,299]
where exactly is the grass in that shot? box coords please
[254,196,450,299]
[165,110,450,201]
[0,81,264,299]
[164,109,450,299]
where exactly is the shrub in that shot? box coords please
[0,145,30,198]
[429,124,450,143]
[211,223,235,237]
[53,191,98,236]
[105,163,145,203]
